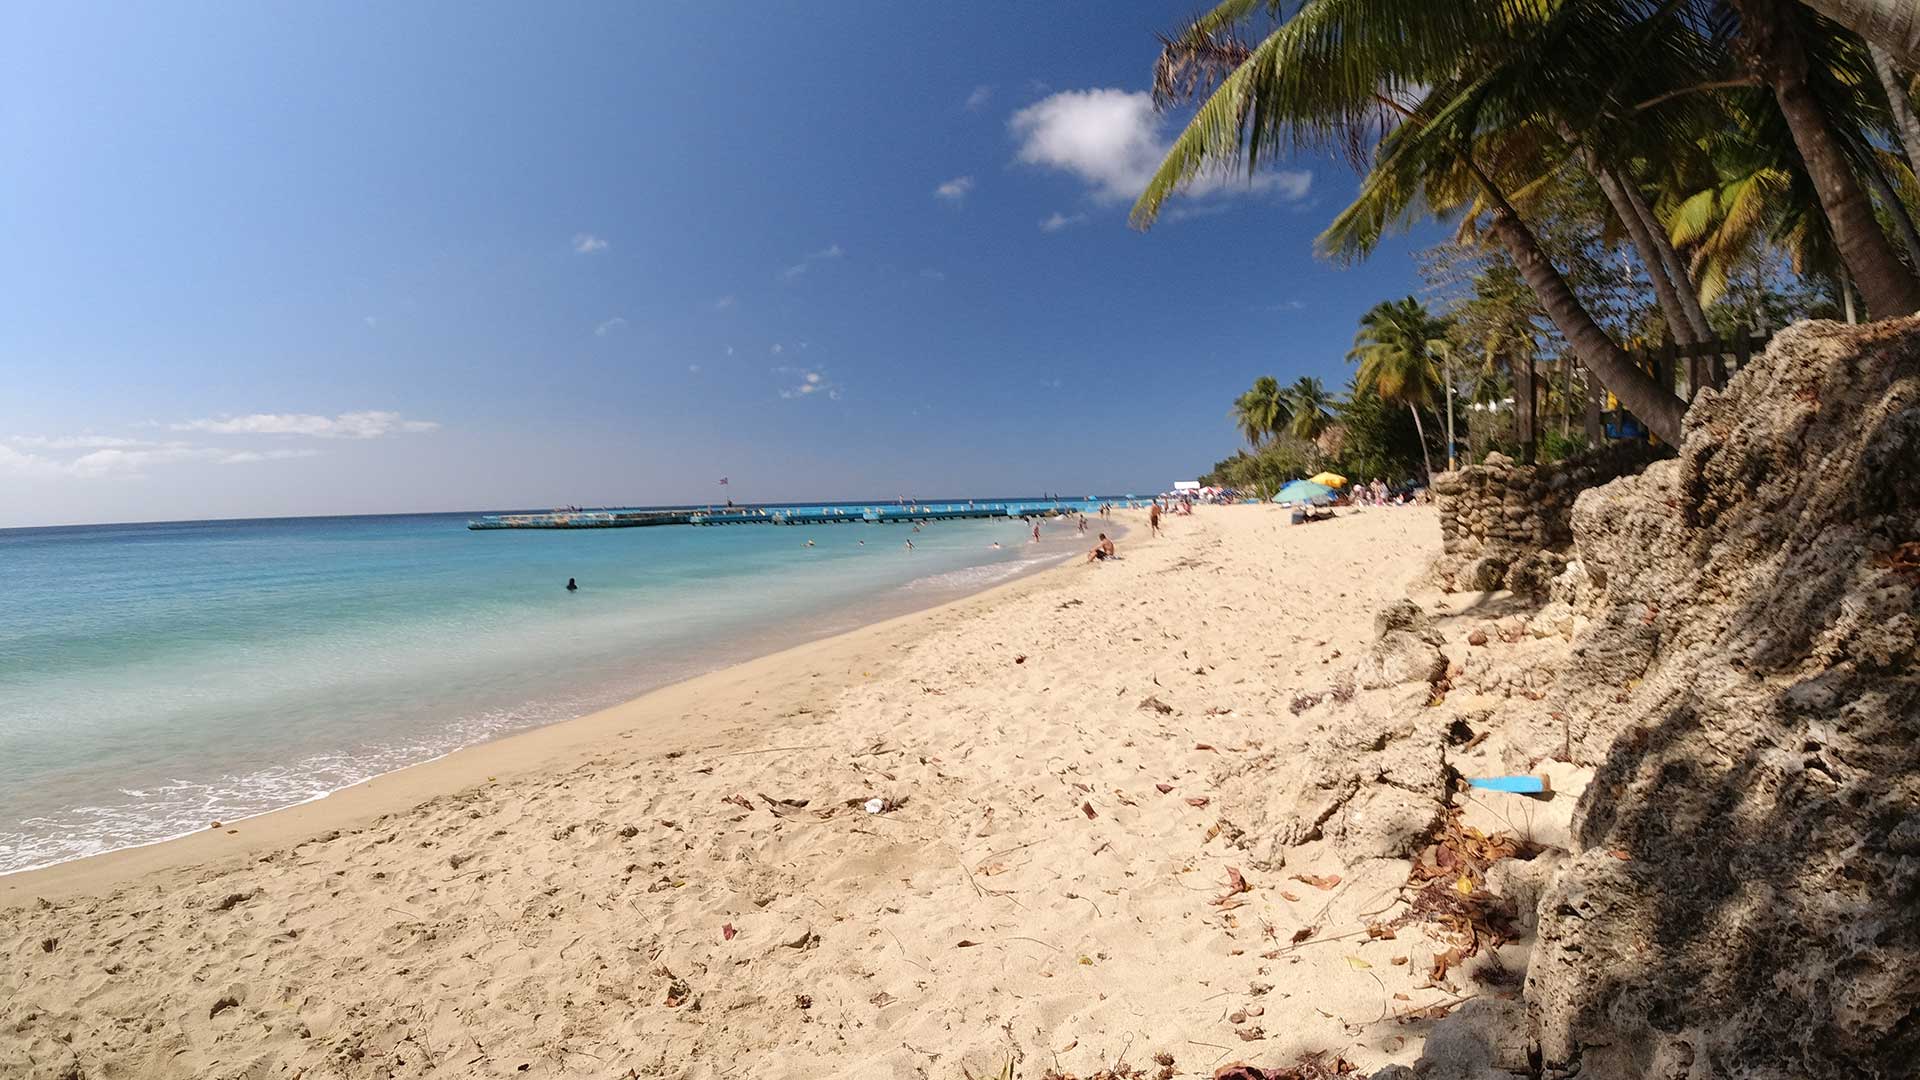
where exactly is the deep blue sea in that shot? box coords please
[0,504,1112,874]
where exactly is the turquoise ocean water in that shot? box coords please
[0,504,1112,874]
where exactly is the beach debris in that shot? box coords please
[782,927,820,950]
[870,991,896,1007]
[208,821,222,830]
[795,993,813,1009]
[1468,629,1489,646]
[1209,1052,1359,1080]
[1082,801,1098,819]
[1156,783,1174,794]
[851,795,906,814]
[1288,925,1318,944]
[1235,1026,1266,1041]
[975,861,1010,876]
[1015,654,1028,664]
[956,939,982,948]
[39,937,57,953]
[1464,774,1550,796]
[662,971,693,1008]
[1343,955,1371,970]
[721,793,754,812]
[722,923,737,941]
[212,889,256,912]
[1194,742,1218,752]
[1291,873,1341,890]
[1185,796,1211,808]
[1213,866,1252,904]
[1279,890,1301,902]
[1138,695,1174,715]
[758,793,809,810]
[208,994,240,1019]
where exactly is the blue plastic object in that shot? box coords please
[1466,775,1549,795]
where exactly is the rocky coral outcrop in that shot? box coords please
[1515,320,1920,1078]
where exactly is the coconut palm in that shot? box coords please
[1230,375,1291,448]
[1348,297,1448,478]
[1130,0,1696,442]
[1285,376,1336,440]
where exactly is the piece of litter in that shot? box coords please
[863,798,885,815]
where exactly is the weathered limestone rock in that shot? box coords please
[1521,319,1920,1079]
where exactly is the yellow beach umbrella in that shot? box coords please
[1307,472,1348,489]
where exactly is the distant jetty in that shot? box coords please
[467,499,1120,530]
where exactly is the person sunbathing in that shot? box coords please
[1086,533,1116,563]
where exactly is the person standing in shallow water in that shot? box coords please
[1148,502,1161,537]
[566,578,578,592]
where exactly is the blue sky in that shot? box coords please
[0,1,1431,527]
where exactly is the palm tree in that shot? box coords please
[1130,0,1694,443]
[1285,376,1336,440]
[1794,0,1920,67]
[1348,297,1448,479]
[1725,0,1920,315]
[1230,375,1290,449]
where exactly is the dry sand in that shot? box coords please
[3,503,1552,1080]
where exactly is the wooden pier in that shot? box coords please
[467,500,1116,530]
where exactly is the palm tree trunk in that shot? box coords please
[1444,359,1457,472]
[1407,403,1435,481]
[1620,179,1715,342]
[1564,126,1700,346]
[1469,163,1689,445]
[1733,0,1920,317]
[1797,1,1920,68]
[1864,158,1920,268]
[1869,43,1920,169]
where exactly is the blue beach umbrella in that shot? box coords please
[1270,479,1337,506]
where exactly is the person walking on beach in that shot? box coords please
[1031,522,1041,543]
[1149,502,1162,537]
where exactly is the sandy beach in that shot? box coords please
[3,504,1566,1079]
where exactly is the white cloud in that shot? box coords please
[10,434,156,450]
[173,410,441,439]
[725,345,735,356]
[920,268,947,281]
[688,363,702,373]
[965,85,993,110]
[775,367,840,400]
[711,295,736,311]
[595,317,628,337]
[782,243,844,280]
[1040,210,1089,232]
[770,343,783,354]
[0,439,320,479]
[934,176,975,202]
[572,232,609,254]
[364,316,378,328]
[1010,88,1312,207]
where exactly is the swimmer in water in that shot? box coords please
[806,539,815,547]
[991,541,1001,549]
[566,577,578,591]
[905,540,914,551]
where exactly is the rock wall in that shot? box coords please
[1429,444,1661,596]
[1516,319,1920,1078]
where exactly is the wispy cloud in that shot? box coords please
[572,232,609,254]
[173,411,441,439]
[595,317,628,337]
[771,343,784,354]
[934,176,975,202]
[920,268,947,281]
[965,84,994,110]
[0,440,320,480]
[1040,210,1089,232]
[1011,88,1312,207]
[10,434,157,450]
[781,243,845,280]
[688,363,702,373]
[711,295,737,311]
[775,367,840,401]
